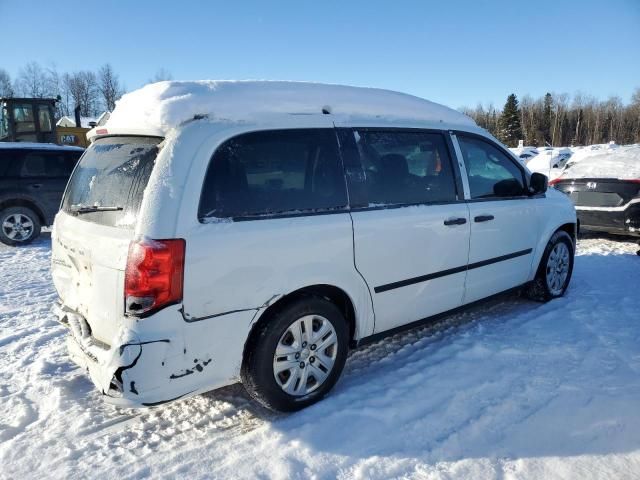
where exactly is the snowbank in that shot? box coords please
[524,147,572,179]
[57,112,110,128]
[559,144,640,180]
[106,80,476,133]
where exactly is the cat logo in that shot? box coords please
[586,182,597,189]
[60,134,77,144]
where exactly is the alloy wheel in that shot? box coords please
[2,213,35,242]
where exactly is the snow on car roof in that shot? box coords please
[0,142,84,151]
[560,144,640,180]
[105,80,476,133]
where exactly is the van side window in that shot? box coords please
[354,130,457,205]
[457,135,526,198]
[199,129,347,219]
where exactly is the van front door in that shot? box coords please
[343,128,470,333]
[452,133,539,304]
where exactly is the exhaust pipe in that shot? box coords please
[74,106,82,128]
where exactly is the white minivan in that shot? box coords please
[51,81,577,411]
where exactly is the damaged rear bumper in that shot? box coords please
[54,301,196,407]
[53,300,258,408]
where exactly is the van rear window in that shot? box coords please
[199,129,348,219]
[62,136,162,228]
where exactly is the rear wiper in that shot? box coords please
[70,205,123,214]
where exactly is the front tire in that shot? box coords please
[241,296,349,412]
[527,230,574,302]
[0,206,41,246]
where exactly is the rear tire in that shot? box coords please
[0,206,41,246]
[527,230,574,302]
[241,296,349,412]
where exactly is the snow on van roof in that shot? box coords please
[105,80,476,133]
[0,142,84,151]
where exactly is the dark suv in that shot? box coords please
[0,143,83,246]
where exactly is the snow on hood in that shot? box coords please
[106,80,476,133]
[560,144,640,180]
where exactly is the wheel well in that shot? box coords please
[0,199,47,225]
[557,222,577,244]
[245,285,357,355]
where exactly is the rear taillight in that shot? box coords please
[548,177,562,186]
[124,238,185,316]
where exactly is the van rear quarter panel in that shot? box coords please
[153,120,374,341]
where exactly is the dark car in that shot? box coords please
[0,143,83,245]
[550,149,640,237]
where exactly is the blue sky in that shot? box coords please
[2,0,639,108]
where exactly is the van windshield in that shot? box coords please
[62,136,163,228]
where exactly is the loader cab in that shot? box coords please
[0,97,57,144]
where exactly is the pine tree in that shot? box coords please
[498,93,523,147]
[542,93,553,145]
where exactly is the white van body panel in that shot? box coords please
[463,199,540,304]
[528,188,578,277]
[52,212,133,344]
[168,117,374,336]
[181,216,371,325]
[52,109,576,407]
[351,204,471,332]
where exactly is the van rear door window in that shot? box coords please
[354,130,458,206]
[199,129,348,219]
[62,136,162,228]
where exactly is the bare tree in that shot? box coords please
[64,71,100,118]
[148,68,173,84]
[43,63,67,118]
[630,88,640,142]
[98,64,124,111]
[14,62,48,97]
[0,69,14,97]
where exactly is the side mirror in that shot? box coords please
[529,172,548,195]
[494,178,525,197]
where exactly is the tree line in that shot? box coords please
[2,62,638,147]
[0,62,172,120]
[462,89,640,147]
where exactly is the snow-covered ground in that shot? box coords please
[1,233,640,479]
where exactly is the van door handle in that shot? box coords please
[474,215,494,222]
[30,183,43,189]
[444,217,467,226]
